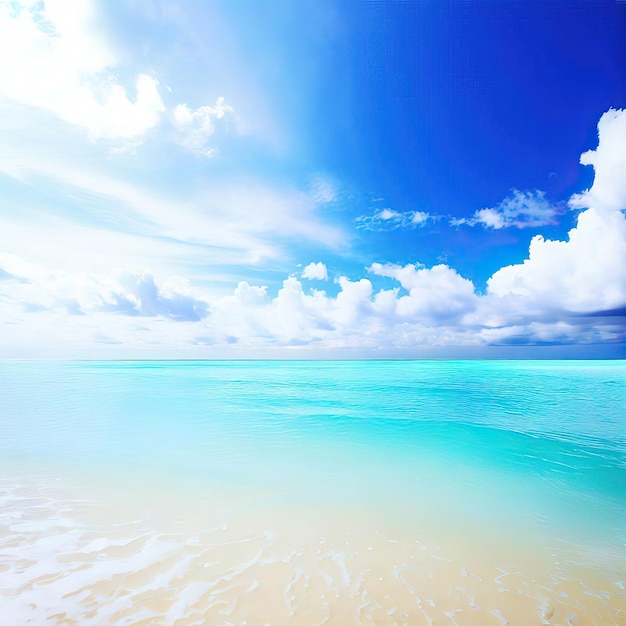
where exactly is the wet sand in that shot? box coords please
[2,476,624,626]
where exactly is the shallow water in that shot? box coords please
[1,360,625,624]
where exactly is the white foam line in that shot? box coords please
[164,581,213,625]
[415,598,435,626]
[111,518,147,528]
[0,528,192,623]
[170,534,272,616]
[431,554,452,563]
[395,569,417,598]
[104,527,253,623]
[350,567,370,599]
[201,532,273,553]
[494,567,522,588]
[444,610,463,626]
[210,578,252,599]
[309,602,331,626]
[580,581,613,604]
[329,550,351,587]
[76,536,144,554]
[8,519,76,533]
[491,608,510,625]
[148,553,194,592]
[583,590,610,600]
[220,596,239,617]
[355,590,371,621]
[283,565,303,613]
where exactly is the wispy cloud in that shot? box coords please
[3,109,624,355]
[453,189,561,229]
[355,208,433,231]
[0,154,346,280]
[308,177,336,205]
[0,0,624,358]
[357,190,560,233]
[172,97,236,157]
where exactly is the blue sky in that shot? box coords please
[0,0,625,357]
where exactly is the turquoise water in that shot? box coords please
[1,360,625,624]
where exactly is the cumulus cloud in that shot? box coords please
[486,108,626,315]
[0,253,209,322]
[202,270,479,348]
[0,0,165,140]
[486,208,626,312]
[569,108,626,214]
[0,250,480,351]
[172,97,235,156]
[302,262,328,281]
[100,272,209,321]
[369,263,477,321]
[233,281,268,305]
[355,208,433,231]
[1,108,625,355]
[1,247,624,356]
[455,189,561,229]
[0,1,241,155]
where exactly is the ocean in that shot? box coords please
[1,360,625,625]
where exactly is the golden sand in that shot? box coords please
[1,478,624,625]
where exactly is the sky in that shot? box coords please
[0,0,625,358]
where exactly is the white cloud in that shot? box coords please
[1,244,623,357]
[368,263,477,322]
[355,208,433,231]
[487,108,626,314]
[0,0,165,140]
[410,211,431,225]
[1,108,625,356]
[486,207,626,312]
[0,155,347,280]
[457,189,561,229]
[233,281,268,305]
[0,1,243,155]
[569,108,626,214]
[358,191,559,232]
[0,251,481,352]
[308,177,336,205]
[172,97,235,157]
[0,253,209,321]
[302,262,328,281]
[100,272,209,321]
